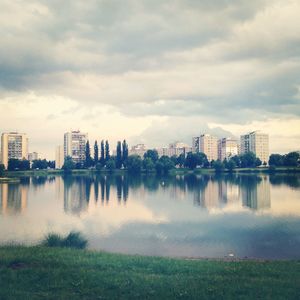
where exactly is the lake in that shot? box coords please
[1,173,300,259]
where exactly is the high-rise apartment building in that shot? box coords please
[64,130,87,163]
[192,137,200,152]
[218,138,238,161]
[240,131,269,164]
[1,132,28,169]
[195,134,218,162]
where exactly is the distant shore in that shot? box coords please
[2,166,300,178]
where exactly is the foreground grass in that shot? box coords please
[0,246,300,299]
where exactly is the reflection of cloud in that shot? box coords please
[84,199,168,236]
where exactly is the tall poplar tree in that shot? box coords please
[122,140,128,165]
[116,141,122,168]
[105,140,110,162]
[94,140,99,165]
[85,140,92,168]
[100,140,105,166]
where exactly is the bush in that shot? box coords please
[42,231,88,249]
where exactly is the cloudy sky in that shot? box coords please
[1,0,300,159]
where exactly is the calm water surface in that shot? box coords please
[1,173,300,259]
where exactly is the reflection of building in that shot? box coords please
[64,178,88,215]
[201,180,220,209]
[55,145,64,169]
[64,130,87,163]
[193,134,218,161]
[0,184,27,214]
[241,176,271,210]
[218,138,238,161]
[240,131,269,164]
[1,132,28,169]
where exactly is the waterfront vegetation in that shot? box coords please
[0,245,299,299]
[0,139,299,177]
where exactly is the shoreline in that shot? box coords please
[2,166,300,178]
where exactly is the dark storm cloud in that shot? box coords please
[0,0,299,124]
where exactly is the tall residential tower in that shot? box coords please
[64,130,88,164]
[240,131,269,164]
[1,132,28,169]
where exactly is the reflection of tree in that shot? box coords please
[269,174,300,189]
[0,183,27,215]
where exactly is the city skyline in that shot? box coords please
[0,1,299,159]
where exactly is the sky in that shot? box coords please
[0,0,300,159]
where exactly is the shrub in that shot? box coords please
[42,233,64,247]
[62,231,88,249]
[42,231,88,249]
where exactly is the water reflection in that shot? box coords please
[57,173,276,215]
[0,184,27,215]
[0,173,299,216]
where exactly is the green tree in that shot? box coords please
[106,158,116,172]
[85,140,92,168]
[8,159,30,171]
[177,153,185,168]
[127,155,142,173]
[62,156,75,172]
[240,152,256,168]
[32,159,48,169]
[100,140,105,166]
[0,164,5,176]
[269,154,284,166]
[144,149,159,163]
[122,140,128,165]
[155,156,175,175]
[94,141,99,165]
[184,152,208,169]
[105,140,110,162]
[143,157,155,173]
[212,160,224,173]
[255,157,262,167]
[116,141,122,168]
[284,152,299,167]
[226,159,236,172]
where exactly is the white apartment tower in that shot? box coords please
[198,134,218,162]
[218,138,238,161]
[240,131,269,164]
[64,130,88,163]
[1,132,28,169]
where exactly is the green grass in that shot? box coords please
[0,246,299,299]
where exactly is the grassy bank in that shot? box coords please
[0,246,299,299]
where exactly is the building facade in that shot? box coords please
[129,144,147,157]
[198,134,218,162]
[64,130,87,163]
[1,132,28,169]
[240,131,269,164]
[217,138,238,161]
[28,152,38,161]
